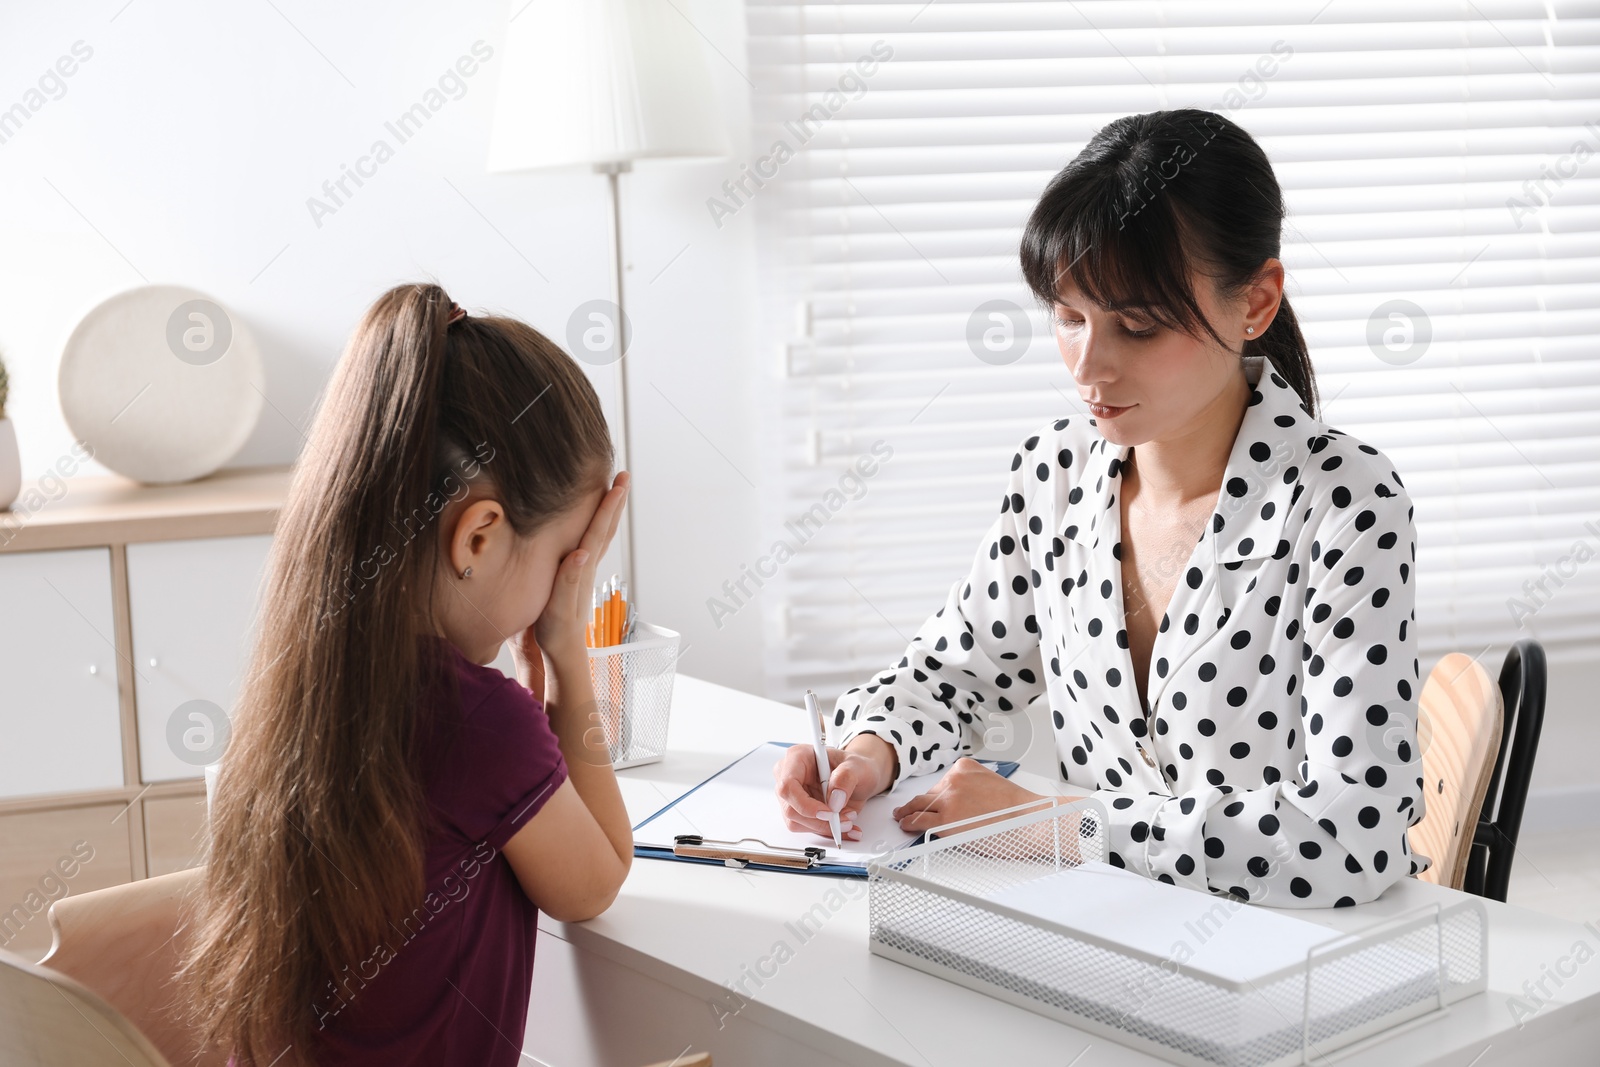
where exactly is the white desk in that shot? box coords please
[526,675,1600,1066]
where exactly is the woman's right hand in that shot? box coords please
[773,737,895,842]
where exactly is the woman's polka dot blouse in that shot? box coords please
[834,355,1431,908]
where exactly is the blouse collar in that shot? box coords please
[1058,355,1320,569]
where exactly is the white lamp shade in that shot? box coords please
[487,0,730,171]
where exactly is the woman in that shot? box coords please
[774,108,1429,908]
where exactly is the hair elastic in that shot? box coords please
[447,301,467,325]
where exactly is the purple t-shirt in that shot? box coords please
[303,639,569,1066]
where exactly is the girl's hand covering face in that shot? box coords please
[518,472,629,674]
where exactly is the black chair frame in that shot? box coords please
[1463,639,1546,902]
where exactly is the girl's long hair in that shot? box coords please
[178,283,613,1064]
[1020,107,1319,418]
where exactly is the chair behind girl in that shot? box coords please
[42,866,222,1067]
[0,944,171,1066]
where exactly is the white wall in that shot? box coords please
[1515,652,1600,833]
[0,0,767,694]
[1,0,1591,829]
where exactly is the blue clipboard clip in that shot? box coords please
[672,834,827,870]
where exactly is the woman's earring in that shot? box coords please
[1246,326,1255,334]
[460,566,473,580]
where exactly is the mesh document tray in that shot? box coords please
[587,623,678,769]
[866,798,1487,1067]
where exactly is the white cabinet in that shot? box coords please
[127,535,272,783]
[0,549,125,799]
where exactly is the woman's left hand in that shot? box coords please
[893,757,1074,836]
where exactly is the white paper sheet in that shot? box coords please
[634,741,980,868]
[985,861,1343,986]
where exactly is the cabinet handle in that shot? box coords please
[149,657,159,668]
[88,664,98,676]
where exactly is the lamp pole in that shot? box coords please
[487,0,729,609]
[598,159,636,596]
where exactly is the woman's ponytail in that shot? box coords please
[1246,294,1319,418]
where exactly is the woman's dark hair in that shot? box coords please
[180,283,613,1064]
[1020,108,1318,419]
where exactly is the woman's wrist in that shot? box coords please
[845,733,899,794]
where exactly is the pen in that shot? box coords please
[804,688,841,848]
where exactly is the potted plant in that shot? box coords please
[0,351,18,510]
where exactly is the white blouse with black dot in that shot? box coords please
[834,355,1430,908]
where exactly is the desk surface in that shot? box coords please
[539,674,1600,1066]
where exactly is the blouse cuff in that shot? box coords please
[835,711,930,791]
[1091,786,1218,894]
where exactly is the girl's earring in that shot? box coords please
[460,566,473,579]
[1246,326,1255,334]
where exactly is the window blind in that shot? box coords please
[742,0,1600,707]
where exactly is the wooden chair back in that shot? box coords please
[0,945,171,1065]
[1411,652,1503,890]
[41,866,221,1067]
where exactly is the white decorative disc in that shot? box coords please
[59,285,264,484]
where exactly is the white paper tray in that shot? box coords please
[866,798,1487,1067]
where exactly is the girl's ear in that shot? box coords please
[448,498,507,579]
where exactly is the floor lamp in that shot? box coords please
[486,0,728,600]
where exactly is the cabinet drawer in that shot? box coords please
[128,535,272,783]
[0,803,135,963]
[0,549,124,800]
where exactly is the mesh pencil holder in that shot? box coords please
[586,623,679,769]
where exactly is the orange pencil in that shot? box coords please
[599,578,613,647]
[591,586,603,648]
[608,577,623,646]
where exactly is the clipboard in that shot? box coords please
[633,741,1021,877]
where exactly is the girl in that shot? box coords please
[776,108,1431,908]
[181,283,634,1065]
